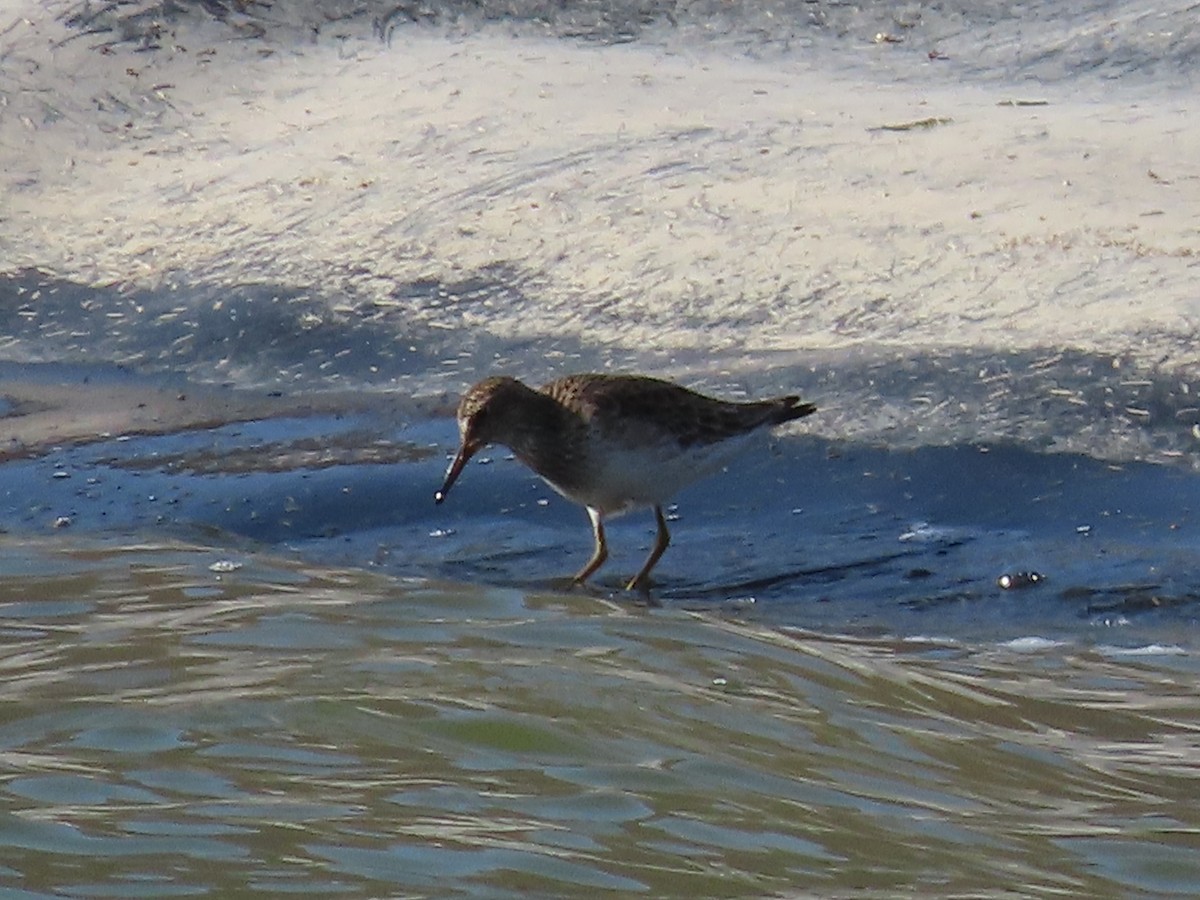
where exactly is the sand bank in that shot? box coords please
[2,3,1197,363]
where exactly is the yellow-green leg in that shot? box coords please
[572,507,608,585]
[626,505,670,592]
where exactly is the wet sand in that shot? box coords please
[0,362,453,464]
[1,355,1196,648]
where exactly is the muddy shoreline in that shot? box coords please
[0,361,453,465]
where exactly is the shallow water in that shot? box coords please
[1,536,1198,897]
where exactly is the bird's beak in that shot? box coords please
[434,439,479,503]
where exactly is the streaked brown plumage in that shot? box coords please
[436,373,816,591]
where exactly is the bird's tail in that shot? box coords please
[772,396,817,424]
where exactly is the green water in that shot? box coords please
[1,536,1196,897]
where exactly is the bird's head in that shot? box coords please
[434,376,526,503]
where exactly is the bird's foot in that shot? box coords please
[623,574,652,594]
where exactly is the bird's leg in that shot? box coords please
[572,507,608,586]
[626,505,670,592]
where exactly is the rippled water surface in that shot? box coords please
[1,537,1197,897]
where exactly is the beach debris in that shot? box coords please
[871,117,953,132]
[208,560,242,573]
[997,99,1050,107]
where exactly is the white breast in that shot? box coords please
[546,431,761,517]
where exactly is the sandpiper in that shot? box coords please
[435,373,816,591]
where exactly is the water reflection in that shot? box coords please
[0,537,1197,896]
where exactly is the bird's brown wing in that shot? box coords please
[542,374,814,448]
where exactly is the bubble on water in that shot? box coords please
[997,571,1045,590]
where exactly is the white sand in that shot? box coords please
[2,4,1198,387]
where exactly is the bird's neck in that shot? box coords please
[501,388,584,485]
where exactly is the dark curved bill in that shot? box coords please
[434,442,477,503]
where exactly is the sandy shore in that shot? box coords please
[2,3,1197,363]
[2,3,1200,472]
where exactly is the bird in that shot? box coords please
[434,373,816,591]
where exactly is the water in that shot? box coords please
[2,0,1200,895]
[2,536,1198,897]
